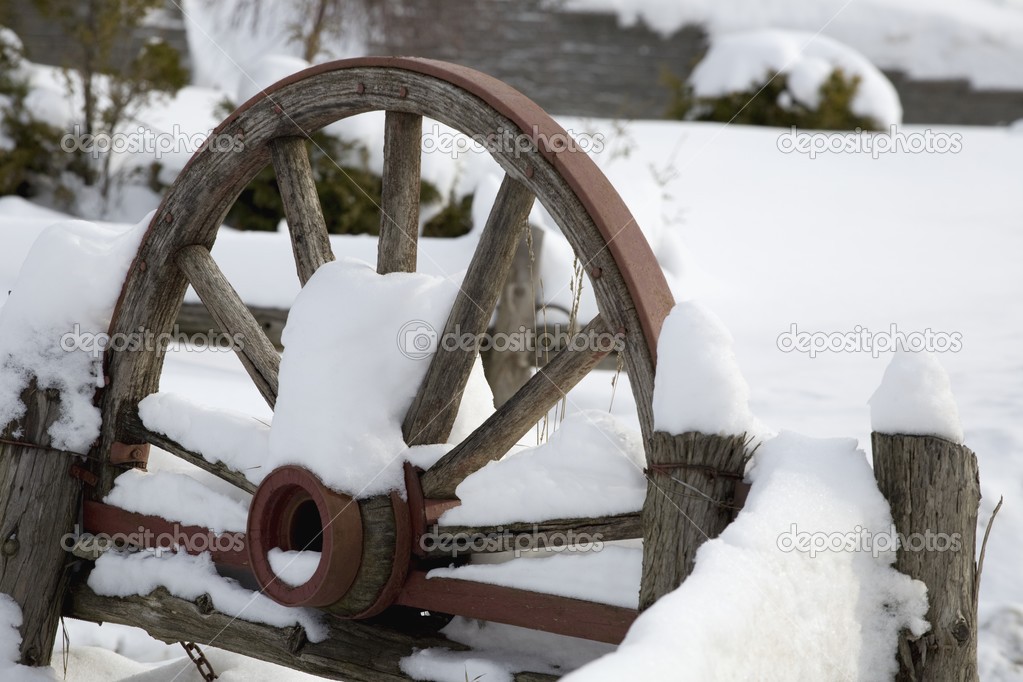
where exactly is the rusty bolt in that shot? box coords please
[139,260,147,272]
[525,165,534,179]
[398,85,408,98]
[130,447,145,461]
[2,536,19,557]
[356,83,366,94]
[273,104,283,114]
[164,212,172,223]
[591,267,603,279]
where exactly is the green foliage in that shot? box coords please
[0,29,79,198]
[664,68,881,131]
[24,0,189,198]
[422,191,474,238]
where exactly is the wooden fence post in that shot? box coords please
[486,225,543,407]
[639,431,749,611]
[872,433,980,682]
[0,384,83,666]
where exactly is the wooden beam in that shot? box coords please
[377,111,422,274]
[67,583,459,682]
[175,245,280,409]
[269,136,334,285]
[420,315,611,499]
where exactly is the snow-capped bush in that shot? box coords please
[668,29,902,130]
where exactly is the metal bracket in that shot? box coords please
[109,442,150,467]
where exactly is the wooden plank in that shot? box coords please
[67,583,461,682]
[423,512,642,558]
[396,570,636,644]
[403,174,535,446]
[639,431,749,611]
[872,433,981,681]
[176,302,289,349]
[269,136,334,285]
[377,111,422,274]
[175,245,280,409]
[420,315,611,499]
[0,385,82,666]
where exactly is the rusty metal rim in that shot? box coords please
[246,465,363,608]
[128,56,672,361]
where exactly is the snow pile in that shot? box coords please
[440,411,646,525]
[138,392,270,484]
[268,257,494,498]
[0,595,54,681]
[566,432,929,682]
[428,545,641,609]
[689,29,902,127]
[104,468,250,534]
[652,301,756,437]
[267,549,321,588]
[564,0,1023,89]
[88,550,326,641]
[403,617,615,682]
[869,351,964,443]
[0,215,147,452]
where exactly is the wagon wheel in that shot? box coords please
[94,58,675,648]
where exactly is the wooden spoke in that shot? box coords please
[420,315,613,499]
[377,111,423,274]
[176,245,280,409]
[269,136,334,285]
[403,174,535,446]
[120,412,257,494]
[425,512,641,558]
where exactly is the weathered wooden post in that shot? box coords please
[0,384,84,666]
[870,351,981,681]
[872,433,980,680]
[639,430,749,610]
[637,301,753,611]
[487,224,544,406]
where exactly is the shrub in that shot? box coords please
[664,68,881,131]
